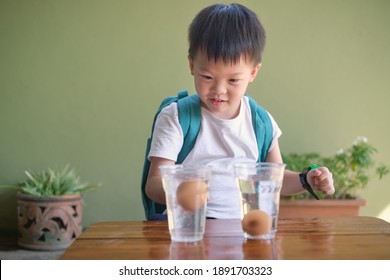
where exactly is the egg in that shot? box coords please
[242,209,272,236]
[176,180,208,212]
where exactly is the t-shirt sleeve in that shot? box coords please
[148,103,184,161]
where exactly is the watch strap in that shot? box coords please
[299,165,320,200]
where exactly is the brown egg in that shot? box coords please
[242,209,272,236]
[176,180,208,212]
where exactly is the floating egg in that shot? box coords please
[176,180,208,212]
[242,209,272,236]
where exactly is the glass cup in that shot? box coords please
[234,162,286,240]
[159,165,211,242]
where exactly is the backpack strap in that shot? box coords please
[177,94,201,163]
[142,90,201,220]
[247,95,274,162]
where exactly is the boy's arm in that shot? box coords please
[266,140,334,196]
[145,156,175,205]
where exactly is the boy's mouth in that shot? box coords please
[209,98,226,106]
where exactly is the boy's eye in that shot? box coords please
[229,79,240,83]
[201,75,212,80]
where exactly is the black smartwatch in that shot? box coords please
[299,164,320,200]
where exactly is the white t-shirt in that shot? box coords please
[148,96,282,219]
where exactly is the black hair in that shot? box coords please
[188,3,266,64]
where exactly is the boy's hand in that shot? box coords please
[307,167,335,195]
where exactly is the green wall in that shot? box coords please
[1,0,389,230]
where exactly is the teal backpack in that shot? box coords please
[141,90,273,220]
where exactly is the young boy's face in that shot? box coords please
[188,51,260,119]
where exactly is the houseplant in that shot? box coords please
[280,136,389,218]
[16,165,99,250]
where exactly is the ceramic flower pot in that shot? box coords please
[16,192,83,251]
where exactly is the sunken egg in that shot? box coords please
[176,180,208,212]
[242,209,272,236]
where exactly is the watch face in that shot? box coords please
[299,172,308,186]
[299,168,311,188]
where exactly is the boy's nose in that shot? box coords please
[211,83,227,96]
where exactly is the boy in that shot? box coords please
[145,3,334,219]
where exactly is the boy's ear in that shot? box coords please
[188,55,194,75]
[249,63,261,82]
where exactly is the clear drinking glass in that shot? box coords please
[234,162,286,239]
[159,165,211,242]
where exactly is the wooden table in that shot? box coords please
[61,216,390,260]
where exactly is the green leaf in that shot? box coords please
[19,166,100,196]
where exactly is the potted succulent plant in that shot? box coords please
[16,165,100,251]
[280,136,389,218]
